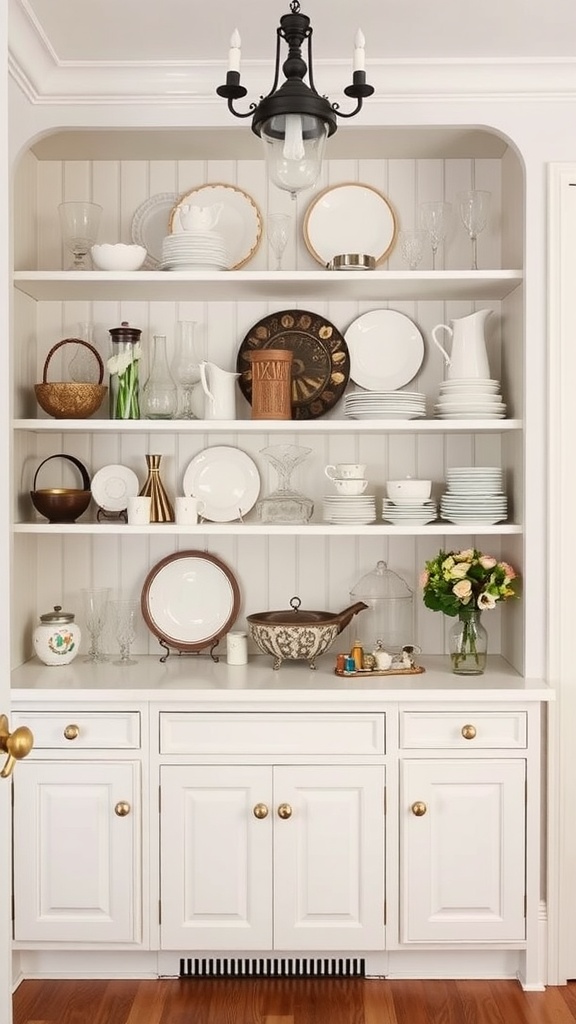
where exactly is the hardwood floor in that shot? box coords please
[11,978,576,1024]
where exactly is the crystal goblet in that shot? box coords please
[456,190,491,271]
[110,600,139,666]
[58,201,103,270]
[419,200,452,270]
[267,214,291,270]
[82,587,111,663]
[398,228,427,271]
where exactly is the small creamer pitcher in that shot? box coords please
[199,361,240,420]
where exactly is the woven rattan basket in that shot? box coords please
[34,338,107,419]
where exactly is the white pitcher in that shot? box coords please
[430,308,492,380]
[199,360,240,420]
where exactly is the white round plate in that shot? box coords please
[91,464,140,512]
[141,551,240,653]
[345,309,425,392]
[303,183,397,266]
[131,192,179,269]
[169,184,262,270]
[182,446,261,523]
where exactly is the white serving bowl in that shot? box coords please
[386,478,432,500]
[91,243,147,271]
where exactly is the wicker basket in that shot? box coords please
[34,338,107,419]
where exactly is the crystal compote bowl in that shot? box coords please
[257,444,314,524]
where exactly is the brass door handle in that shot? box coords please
[0,714,34,778]
[253,803,269,819]
[64,724,80,741]
[114,801,131,817]
[277,803,292,819]
[461,724,477,740]
[411,801,427,816]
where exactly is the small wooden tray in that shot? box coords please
[335,665,426,678]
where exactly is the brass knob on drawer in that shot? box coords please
[114,801,131,817]
[461,724,477,740]
[411,801,427,816]
[253,803,269,819]
[277,803,293,820]
[63,724,80,741]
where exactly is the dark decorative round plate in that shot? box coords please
[236,309,350,420]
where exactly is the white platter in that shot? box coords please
[131,192,179,269]
[303,183,397,266]
[182,445,261,523]
[91,464,140,512]
[169,184,262,270]
[345,309,425,391]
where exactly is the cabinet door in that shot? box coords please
[273,765,385,951]
[400,759,526,943]
[160,765,272,950]
[13,760,140,943]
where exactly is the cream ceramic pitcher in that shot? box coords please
[199,361,240,420]
[431,308,492,380]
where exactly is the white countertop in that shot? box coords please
[10,655,554,705]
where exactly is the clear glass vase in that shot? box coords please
[449,607,487,675]
[108,321,142,420]
[256,444,314,524]
[141,334,177,419]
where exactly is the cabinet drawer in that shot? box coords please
[159,713,385,756]
[399,710,527,749]
[12,711,141,749]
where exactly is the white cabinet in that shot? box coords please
[159,716,386,952]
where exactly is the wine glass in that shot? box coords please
[81,587,111,663]
[110,600,138,666]
[267,214,291,270]
[174,320,201,419]
[419,201,452,270]
[58,201,103,270]
[398,229,426,271]
[457,190,491,271]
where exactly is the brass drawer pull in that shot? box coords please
[411,801,427,816]
[277,803,292,819]
[114,801,131,817]
[63,724,80,741]
[253,803,269,819]
[461,724,477,740]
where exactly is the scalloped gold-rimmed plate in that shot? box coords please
[169,183,262,270]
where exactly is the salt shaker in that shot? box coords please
[226,631,248,666]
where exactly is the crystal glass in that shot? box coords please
[82,587,111,663]
[110,600,139,666]
[257,444,314,524]
[58,201,103,270]
[267,214,291,270]
[398,228,426,271]
[449,608,488,675]
[419,201,452,270]
[457,190,491,271]
[141,334,178,419]
[174,320,201,419]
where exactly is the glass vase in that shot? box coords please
[108,321,142,420]
[141,334,177,419]
[139,454,174,523]
[256,444,314,524]
[449,608,487,675]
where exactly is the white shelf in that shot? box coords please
[14,522,523,536]
[15,418,523,433]
[13,269,524,303]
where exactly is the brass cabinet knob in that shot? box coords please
[277,803,293,819]
[411,801,427,816]
[253,803,269,819]
[64,724,80,741]
[0,715,34,779]
[114,801,131,817]
[461,724,477,740]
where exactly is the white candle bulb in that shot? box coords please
[353,29,365,73]
[228,29,241,73]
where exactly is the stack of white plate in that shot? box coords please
[160,231,228,271]
[322,494,377,525]
[434,378,506,419]
[345,390,426,420]
[440,466,507,525]
[382,498,437,526]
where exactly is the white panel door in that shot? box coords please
[273,765,386,951]
[401,758,526,943]
[13,760,140,943]
[160,765,273,950]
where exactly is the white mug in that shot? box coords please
[333,478,368,496]
[226,630,248,666]
[127,496,151,525]
[175,496,206,525]
[325,463,366,480]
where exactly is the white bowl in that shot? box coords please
[386,478,432,500]
[91,243,147,271]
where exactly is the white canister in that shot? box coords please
[33,605,81,666]
[226,630,248,666]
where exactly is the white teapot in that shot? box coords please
[178,203,223,233]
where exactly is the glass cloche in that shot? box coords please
[349,560,414,654]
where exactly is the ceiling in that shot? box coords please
[15,0,576,63]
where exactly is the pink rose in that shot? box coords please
[453,579,472,599]
[500,561,517,580]
[479,555,497,570]
[419,571,429,588]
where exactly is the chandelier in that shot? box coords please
[216,1,374,199]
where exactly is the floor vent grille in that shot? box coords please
[179,957,366,979]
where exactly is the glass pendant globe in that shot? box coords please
[260,113,328,199]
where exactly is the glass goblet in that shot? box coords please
[81,587,111,663]
[398,229,427,271]
[58,201,103,270]
[419,200,452,270]
[267,214,291,270]
[456,189,491,271]
[110,600,138,666]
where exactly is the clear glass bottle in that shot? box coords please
[141,334,177,419]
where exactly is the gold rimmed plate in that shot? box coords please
[169,183,262,270]
[304,183,397,267]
